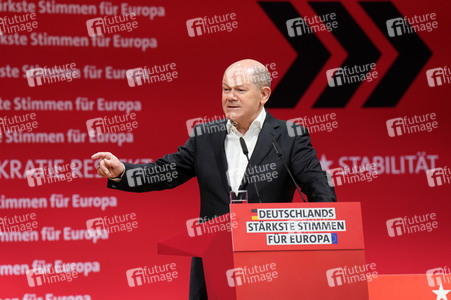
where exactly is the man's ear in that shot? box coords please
[260,86,271,105]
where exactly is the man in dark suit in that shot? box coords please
[92,59,336,299]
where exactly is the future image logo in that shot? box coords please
[426,67,451,87]
[186,13,238,37]
[126,263,178,287]
[326,263,378,287]
[226,263,278,287]
[386,13,438,37]
[286,13,338,37]
[386,213,438,238]
[86,14,138,37]
[426,167,451,187]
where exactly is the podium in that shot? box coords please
[158,202,368,299]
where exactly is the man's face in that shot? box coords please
[222,66,264,125]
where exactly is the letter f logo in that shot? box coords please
[426,168,445,187]
[126,168,145,187]
[186,218,203,237]
[326,268,344,287]
[126,68,146,87]
[26,269,45,287]
[286,18,305,37]
[226,268,244,287]
[86,118,104,137]
[26,68,44,87]
[326,68,345,87]
[426,268,445,287]
[426,68,445,87]
[86,18,104,37]
[386,118,404,137]
[86,217,105,237]
[186,18,204,37]
[386,18,406,37]
[287,118,307,137]
[26,168,44,187]
[126,268,145,287]
[326,168,345,187]
[386,218,404,237]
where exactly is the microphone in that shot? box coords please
[239,137,261,203]
[272,139,307,202]
[239,137,249,156]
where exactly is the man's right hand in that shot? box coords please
[91,152,125,179]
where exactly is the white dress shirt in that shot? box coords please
[225,109,266,194]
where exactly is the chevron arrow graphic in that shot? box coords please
[258,1,330,108]
[259,1,432,108]
[360,1,432,107]
[310,1,381,108]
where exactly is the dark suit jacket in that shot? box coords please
[108,111,336,210]
[107,111,336,299]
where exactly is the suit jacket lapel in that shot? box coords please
[210,121,231,196]
[249,112,281,166]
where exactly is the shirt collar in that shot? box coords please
[226,108,267,135]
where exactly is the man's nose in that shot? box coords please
[227,89,238,100]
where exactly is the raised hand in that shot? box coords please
[91,152,125,178]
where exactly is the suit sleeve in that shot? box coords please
[290,129,337,202]
[107,136,196,193]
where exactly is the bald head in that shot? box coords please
[224,59,271,89]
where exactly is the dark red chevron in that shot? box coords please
[258,1,330,108]
[360,1,432,107]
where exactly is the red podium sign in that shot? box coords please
[159,202,369,299]
[231,202,364,251]
[229,202,368,300]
